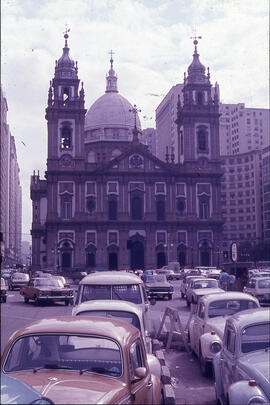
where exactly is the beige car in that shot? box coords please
[180,275,205,298]
[244,277,270,306]
[188,292,260,377]
[185,278,223,306]
[1,316,161,404]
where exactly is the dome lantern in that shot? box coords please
[106,50,118,93]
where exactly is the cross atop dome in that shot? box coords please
[190,29,202,54]
[106,50,118,93]
[63,25,70,48]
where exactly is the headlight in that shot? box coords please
[248,396,268,404]
[210,341,222,353]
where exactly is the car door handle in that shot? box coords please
[146,381,153,388]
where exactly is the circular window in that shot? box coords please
[177,199,185,212]
[87,199,95,213]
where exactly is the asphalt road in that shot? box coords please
[1,280,216,404]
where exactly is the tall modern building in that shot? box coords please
[220,150,262,255]
[219,103,269,155]
[262,146,270,243]
[142,128,157,155]
[0,87,22,266]
[30,34,223,272]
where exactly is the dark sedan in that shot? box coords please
[144,274,173,300]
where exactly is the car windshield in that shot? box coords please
[34,279,64,288]
[208,299,258,318]
[12,273,28,280]
[193,280,218,289]
[81,285,142,304]
[77,310,141,330]
[146,275,166,283]
[258,279,270,288]
[4,334,122,377]
[241,323,270,353]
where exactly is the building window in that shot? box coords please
[60,124,72,149]
[107,182,119,194]
[155,182,166,195]
[108,197,117,220]
[108,231,118,245]
[86,198,96,214]
[199,198,209,219]
[131,196,143,220]
[156,197,165,221]
[61,196,72,219]
[197,126,208,152]
[156,231,166,245]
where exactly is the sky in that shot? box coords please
[1,0,269,243]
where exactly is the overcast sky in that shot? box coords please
[1,0,269,243]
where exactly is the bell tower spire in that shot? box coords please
[106,50,118,93]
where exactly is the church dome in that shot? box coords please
[85,92,141,131]
[85,54,141,138]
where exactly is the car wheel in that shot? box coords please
[199,348,212,377]
[65,299,69,306]
[187,299,190,307]
[24,296,29,303]
[168,294,172,300]
[181,292,184,298]
[34,296,40,305]
[3,296,7,303]
[69,299,74,305]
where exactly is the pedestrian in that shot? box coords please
[219,270,229,291]
[229,273,236,291]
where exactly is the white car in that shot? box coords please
[188,292,260,376]
[180,275,205,298]
[72,300,161,379]
[185,278,223,306]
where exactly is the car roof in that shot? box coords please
[8,316,140,347]
[252,276,270,281]
[200,291,259,305]
[73,300,143,318]
[227,308,270,329]
[79,271,143,285]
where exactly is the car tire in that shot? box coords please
[199,347,212,377]
[187,299,190,307]
[34,295,40,305]
[69,299,74,306]
[3,296,7,303]
[181,292,184,298]
[168,294,172,300]
[24,296,29,303]
[65,299,69,306]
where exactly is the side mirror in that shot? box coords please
[150,298,156,306]
[134,367,147,380]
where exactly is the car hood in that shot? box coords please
[205,317,227,337]
[193,288,223,296]
[37,287,72,291]
[238,351,270,397]
[146,282,170,288]
[9,371,128,404]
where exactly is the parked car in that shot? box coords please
[213,307,270,405]
[156,268,176,281]
[1,278,7,303]
[52,275,70,288]
[243,277,270,306]
[144,274,174,300]
[72,300,161,378]
[32,271,52,278]
[1,316,162,404]
[185,278,222,306]
[142,269,157,281]
[1,373,54,404]
[188,292,260,376]
[20,277,74,305]
[180,275,205,298]
[65,269,87,282]
[8,272,29,290]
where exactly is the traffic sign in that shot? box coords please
[231,242,238,263]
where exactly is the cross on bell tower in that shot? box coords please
[129,104,141,142]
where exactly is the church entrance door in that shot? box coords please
[157,252,166,268]
[62,252,71,269]
[109,253,118,270]
[130,241,144,270]
[201,251,210,266]
[86,252,95,268]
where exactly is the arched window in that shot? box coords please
[63,87,69,102]
[156,199,165,221]
[61,126,72,149]
[197,126,207,152]
[199,196,209,219]
[60,195,72,219]
[131,196,143,220]
[197,92,203,105]
[108,199,117,220]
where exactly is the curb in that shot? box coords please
[153,348,176,405]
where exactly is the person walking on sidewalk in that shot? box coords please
[229,273,236,291]
[219,270,230,291]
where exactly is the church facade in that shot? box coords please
[30,33,223,272]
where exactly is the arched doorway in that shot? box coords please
[86,252,95,268]
[62,252,71,269]
[201,251,210,266]
[157,252,166,268]
[199,240,212,266]
[130,241,144,270]
[178,251,186,267]
[109,253,118,270]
